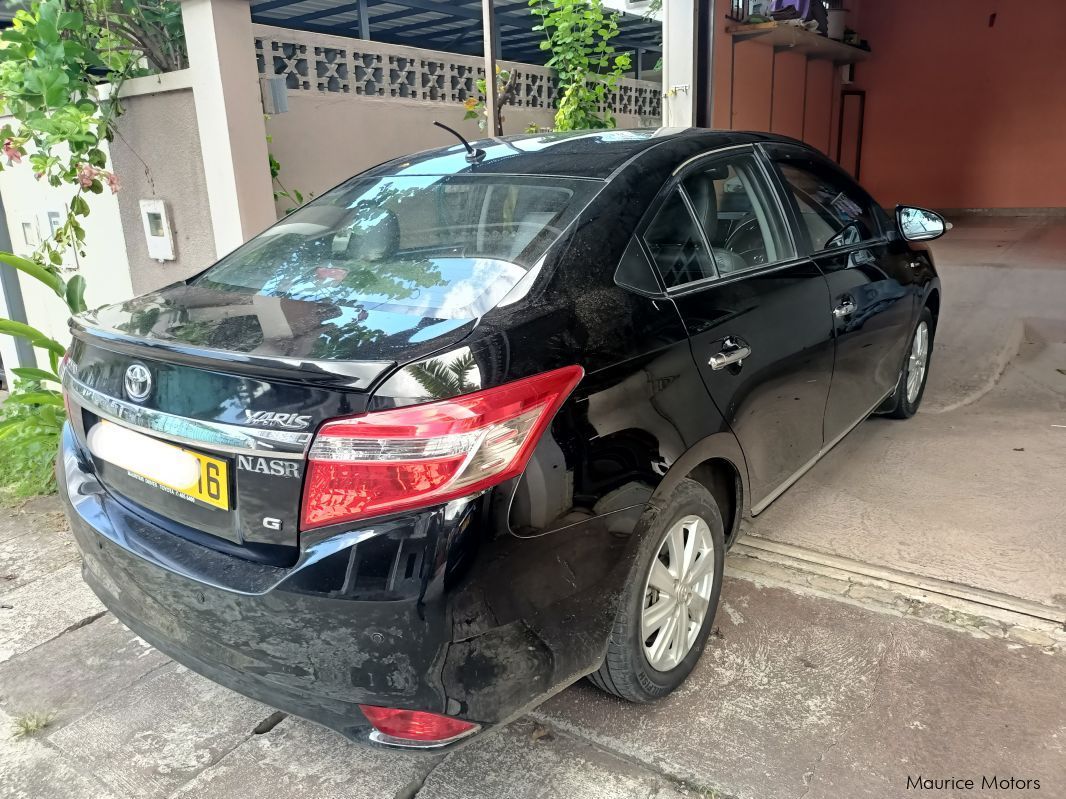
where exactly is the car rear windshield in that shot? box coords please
[194,173,602,318]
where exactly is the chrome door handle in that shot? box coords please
[709,337,752,370]
[833,297,857,318]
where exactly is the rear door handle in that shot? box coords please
[833,296,857,318]
[709,336,751,370]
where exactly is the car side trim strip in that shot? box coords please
[670,143,754,176]
[750,388,893,516]
[64,374,311,458]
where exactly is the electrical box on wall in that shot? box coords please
[260,76,289,114]
[139,199,175,262]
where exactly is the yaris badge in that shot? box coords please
[124,363,153,402]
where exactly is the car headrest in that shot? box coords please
[509,211,556,260]
[337,208,400,262]
[684,171,719,241]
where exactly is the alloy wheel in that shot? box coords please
[906,321,930,403]
[641,514,716,672]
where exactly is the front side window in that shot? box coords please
[775,161,880,252]
[682,155,791,276]
[195,174,601,318]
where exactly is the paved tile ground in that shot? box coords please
[2,538,1063,799]
[537,580,1066,799]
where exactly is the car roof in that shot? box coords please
[366,128,811,181]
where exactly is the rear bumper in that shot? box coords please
[58,425,633,745]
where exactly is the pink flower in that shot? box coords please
[77,163,97,189]
[105,171,120,194]
[33,172,43,181]
[2,139,21,165]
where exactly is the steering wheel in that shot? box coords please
[724,216,767,266]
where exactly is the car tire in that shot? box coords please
[883,307,935,419]
[588,478,725,703]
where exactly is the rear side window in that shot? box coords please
[642,153,794,289]
[775,161,880,252]
[195,174,601,317]
[641,190,717,288]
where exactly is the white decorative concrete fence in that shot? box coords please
[252,24,662,121]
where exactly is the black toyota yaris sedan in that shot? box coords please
[58,128,943,749]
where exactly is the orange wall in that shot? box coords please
[710,0,841,157]
[731,40,774,130]
[708,0,1066,208]
[771,51,807,140]
[802,60,835,154]
[852,1,1066,209]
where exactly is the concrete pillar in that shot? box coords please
[481,0,501,136]
[662,0,697,127]
[181,0,276,258]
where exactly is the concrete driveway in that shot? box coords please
[2,217,1065,799]
[748,217,1066,610]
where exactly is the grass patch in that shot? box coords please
[11,711,56,740]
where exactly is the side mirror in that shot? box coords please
[897,205,949,242]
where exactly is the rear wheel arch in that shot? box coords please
[649,433,748,548]
[687,459,743,547]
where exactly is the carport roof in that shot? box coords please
[249,0,661,65]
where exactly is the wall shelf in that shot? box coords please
[726,22,870,63]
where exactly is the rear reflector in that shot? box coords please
[359,704,479,746]
[301,365,583,529]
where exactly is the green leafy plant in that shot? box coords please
[0,0,185,498]
[0,380,65,498]
[528,0,631,131]
[463,66,520,133]
[0,2,188,264]
[269,150,306,215]
[266,123,308,215]
[409,353,478,398]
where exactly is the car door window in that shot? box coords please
[641,189,717,288]
[682,155,792,276]
[775,161,881,252]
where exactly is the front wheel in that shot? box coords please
[884,307,934,419]
[588,479,725,702]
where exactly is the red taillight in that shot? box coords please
[301,365,583,529]
[359,704,479,744]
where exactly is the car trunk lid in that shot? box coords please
[64,284,479,564]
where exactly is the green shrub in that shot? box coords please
[0,379,64,501]
[528,0,631,131]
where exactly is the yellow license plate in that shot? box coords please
[89,421,231,510]
[178,450,231,510]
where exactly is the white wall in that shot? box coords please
[108,80,219,294]
[0,131,134,365]
[0,73,219,368]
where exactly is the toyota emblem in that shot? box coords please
[124,363,153,402]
